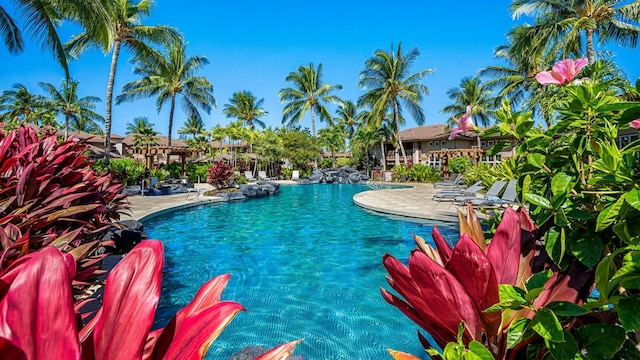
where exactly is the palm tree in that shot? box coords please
[222,90,268,130]
[0,1,108,77]
[318,124,346,167]
[278,63,342,137]
[334,100,363,140]
[125,116,156,135]
[0,83,46,125]
[65,0,181,163]
[358,42,432,166]
[351,125,380,175]
[441,76,497,128]
[39,79,104,139]
[115,38,216,153]
[511,0,640,63]
[178,116,205,139]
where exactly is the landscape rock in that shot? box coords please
[239,182,280,198]
[297,166,368,185]
[100,220,147,254]
[217,192,247,202]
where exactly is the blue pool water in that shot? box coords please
[145,184,459,359]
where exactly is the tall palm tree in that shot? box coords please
[115,38,216,152]
[178,116,205,139]
[65,0,181,163]
[39,79,104,139]
[0,1,108,77]
[358,42,432,166]
[278,63,342,137]
[441,76,497,128]
[0,83,46,125]
[222,90,268,130]
[125,115,156,135]
[351,125,380,175]
[511,0,640,63]
[318,124,346,167]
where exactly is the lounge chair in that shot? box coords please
[291,170,300,180]
[454,180,507,205]
[244,171,257,182]
[432,181,484,201]
[470,179,519,208]
[433,173,463,189]
[258,171,275,181]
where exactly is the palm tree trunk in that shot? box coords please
[380,138,386,172]
[311,107,318,169]
[394,100,407,166]
[585,28,595,63]
[104,40,122,165]
[168,93,176,163]
[64,114,69,140]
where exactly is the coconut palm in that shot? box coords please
[222,90,268,130]
[358,42,432,166]
[65,0,181,163]
[351,125,380,175]
[115,38,216,151]
[511,0,640,63]
[0,83,46,126]
[0,1,108,77]
[39,79,104,139]
[334,100,363,140]
[178,116,205,139]
[441,76,497,128]
[318,124,346,167]
[278,63,342,137]
[125,116,156,135]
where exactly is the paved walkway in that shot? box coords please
[123,181,464,223]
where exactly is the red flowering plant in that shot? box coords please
[0,240,301,359]
[207,160,237,189]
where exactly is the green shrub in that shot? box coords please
[408,164,442,183]
[186,163,210,183]
[93,158,146,186]
[164,162,182,179]
[281,168,293,179]
[390,165,409,181]
[149,168,169,182]
[448,157,472,174]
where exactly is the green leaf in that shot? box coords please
[596,196,625,232]
[506,318,530,349]
[526,270,553,292]
[570,234,603,268]
[555,208,569,227]
[486,285,527,312]
[524,193,552,209]
[618,295,640,332]
[465,341,495,360]
[545,301,589,316]
[551,173,572,196]
[531,308,564,342]
[625,190,640,212]
[611,251,640,284]
[620,138,640,156]
[566,209,594,220]
[527,153,546,169]
[546,330,580,360]
[443,342,465,359]
[546,228,566,265]
[575,323,625,359]
[522,175,531,196]
[595,255,614,302]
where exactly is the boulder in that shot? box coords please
[100,220,147,254]
[239,182,280,198]
[297,167,368,185]
[217,192,247,202]
[122,185,142,196]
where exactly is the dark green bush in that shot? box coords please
[408,164,442,183]
[448,157,472,174]
[93,158,146,186]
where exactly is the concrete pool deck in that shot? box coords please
[122,181,464,223]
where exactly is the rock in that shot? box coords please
[119,220,144,232]
[100,221,147,254]
[228,346,305,360]
[297,167,368,185]
[122,185,142,196]
[239,182,280,198]
[218,192,247,202]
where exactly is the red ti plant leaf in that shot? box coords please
[486,207,521,286]
[0,247,80,359]
[255,339,303,360]
[430,227,452,264]
[0,337,27,360]
[92,240,164,360]
[387,348,422,360]
[159,301,246,360]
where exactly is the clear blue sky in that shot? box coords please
[0,1,638,137]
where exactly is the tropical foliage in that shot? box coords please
[207,160,236,189]
[93,158,146,187]
[223,90,268,130]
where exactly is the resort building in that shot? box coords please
[383,124,516,170]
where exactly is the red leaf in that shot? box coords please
[93,240,164,360]
[256,339,302,360]
[0,247,80,359]
[446,235,501,337]
[431,227,452,263]
[160,301,245,360]
[486,207,521,285]
[0,337,27,360]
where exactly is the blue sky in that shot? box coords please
[0,1,638,137]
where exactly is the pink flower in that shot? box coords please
[536,58,588,85]
[449,105,474,140]
[630,119,640,129]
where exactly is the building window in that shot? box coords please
[434,141,439,147]
[619,135,629,148]
[630,134,639,143]
[488,155,494,161]
[481,141,486,147]
[488,140,494,146]
[481,156,487,162]
[496,155,502,161]
[428,141,433,147]
[440,140,446,147]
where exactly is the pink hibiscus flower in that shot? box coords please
[449,105,474,140]
[535,58,588,85]
[629,119,640,129]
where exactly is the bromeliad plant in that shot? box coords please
[0,240,301,359]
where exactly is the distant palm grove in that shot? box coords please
[0,0,639,174]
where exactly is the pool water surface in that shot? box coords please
[145,184,458,359]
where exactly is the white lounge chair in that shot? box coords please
[471,179,519,208]
[258,171,275,181]
[244,171,257,182]
[433,181,484,201]
[291,170,300,180]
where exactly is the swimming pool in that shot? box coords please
[145,184,458,359]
